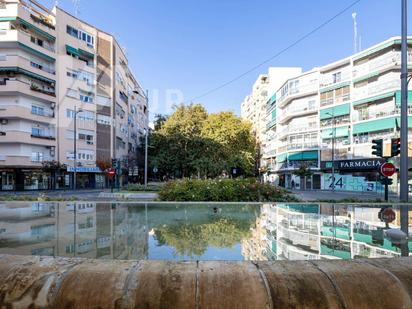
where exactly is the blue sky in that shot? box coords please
[42,0,408,117]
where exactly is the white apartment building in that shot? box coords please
[243,37,412,193]
[0,0,148,191]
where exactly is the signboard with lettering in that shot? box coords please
[323,173,384,192]
[321,159,385,171]
[67,167,102,173]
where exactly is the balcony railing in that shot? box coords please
[277,105,317,123]
[287,143,319,151]
[352,109,398,122]
[277,83,318,106]
[31,133,56,140]
[352,79,399,101]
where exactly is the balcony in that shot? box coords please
[277,104,317,124]
[352,109,399,122]
[353,52,412,79]
[0,105,54,124]
[0,130,55,146]
[0,54,55,80]
[287,142,319,151]
[278,125,318,138]
[352,79,399,102]
[277,83,318,108]
[0,79,55,101]
[0,155,43,167]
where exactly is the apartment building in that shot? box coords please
[244,37,412,192]
[0,0,149,191]
[241,68,301,170]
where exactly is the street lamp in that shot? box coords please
[133,88,149,189]
[326,112,336,192]
[73,106,83,190]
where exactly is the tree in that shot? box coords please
[149,104,257,179]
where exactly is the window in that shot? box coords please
[31,152,44,162]
[67,70,79,79]
[67,25,94,47]
[80,94,93,103]
[333,72,342,84]
[32,105,44,116]
[31,127,44,136]
[66,88,78,98]
[97,114,111,125]
[31,61,43,70]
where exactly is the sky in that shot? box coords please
[41,0,410,118]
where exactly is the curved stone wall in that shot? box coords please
[0,254,411,308]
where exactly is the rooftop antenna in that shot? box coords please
[72,0,80,16]
[352,12,358,53]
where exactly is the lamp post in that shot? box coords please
[326,112,336,192]
[73,106,83,191]
[133,88,149,189]
[400,0,409,202]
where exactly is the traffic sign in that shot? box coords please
[106,168,116,177]
[380,162,396,177]
[379,208,396,223]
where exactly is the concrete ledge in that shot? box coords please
[0,255,411,308]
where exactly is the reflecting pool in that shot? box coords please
[0,202,411,261]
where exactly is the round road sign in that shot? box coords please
[379,208,396,223]
[380,162,396,177]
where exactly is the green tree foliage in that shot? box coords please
[150,104,256,178]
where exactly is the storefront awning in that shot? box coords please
[320,103,350,120]
[352,117,396,134]
[276,153,287,163]
[321,126,349,139]
[288,151,318,161]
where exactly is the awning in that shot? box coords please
[267,93,276,105]
[321,126,349,139]
[0,66,55,84]
[276,153,287,163]
[352,91,395,106]
[352,117,396,134]
[352,71,380,84]
[66,44,80,57]
[395,90,412,106]
[271,109,276,121]
[319,81,351,94]
[320,103,350,120]
[78,48,95,59]
[18,18,55,41]
[353,39,412,62]
[288,151,318,161]
[18,42,55,62]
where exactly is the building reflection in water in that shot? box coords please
[242,204,411,261]
[0,202,410,261]
[0,202,149,260]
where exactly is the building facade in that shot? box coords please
[0,0,149,190]
[243,37,412,192]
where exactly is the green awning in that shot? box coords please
[321,126,349,139]
[0,17,17,21]
[276,153,287,163]
[319,81,351,94]
[352,91,395,106]
[267,93,276,105]
[352,71,380,84]
[0,66,55,83]
[18,42,55,62]
[271,109,276,121]
[18,18,55,41]
[66,44,80,57]
[320,103,350,120]
[0,67,55,83]
[395,90,412,105]
[78,48,95,59]
[288,151,318,161]
[353,117,396,134]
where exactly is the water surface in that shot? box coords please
[0,202,410,261]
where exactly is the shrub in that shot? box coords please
[124,183,163,192]
[158,178,298,202]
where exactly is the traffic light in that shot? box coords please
[372,139,383,157]
[379,176,393,186]
[111,159,117,168]
[391,138,401,157]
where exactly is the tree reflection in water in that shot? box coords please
[153,216,254,257]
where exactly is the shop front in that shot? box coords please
[0,169,53,191]
[320,158,386,193]
[66,166,105,189]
